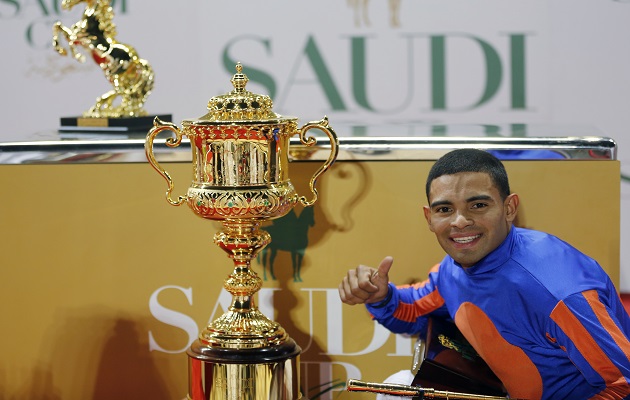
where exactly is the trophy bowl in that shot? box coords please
[145,63,339,400]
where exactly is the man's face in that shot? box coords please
[423,172,519,268]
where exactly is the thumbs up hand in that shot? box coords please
[338,256,394,305]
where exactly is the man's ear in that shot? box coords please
[505,193,519,222]
[423,205,435,232]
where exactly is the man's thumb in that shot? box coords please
[377,256,394,277]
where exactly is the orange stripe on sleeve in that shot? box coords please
[397,278,430,290]
[392,289,445,323]
[398,264,441,291]
[583,290,630,367]
[550,294,630,398]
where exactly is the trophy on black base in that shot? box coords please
[145,63,339,399]
[52,0,169,133]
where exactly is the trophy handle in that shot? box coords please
[296,116,340,207]
[145,116,188,206]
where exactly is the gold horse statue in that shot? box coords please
[52,0,154,118]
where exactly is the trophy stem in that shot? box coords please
[186,218,302,399]
[196,218,292,348]
[215,219,270,271]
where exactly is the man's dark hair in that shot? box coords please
[425,149,511,200]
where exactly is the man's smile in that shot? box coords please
[451,234,482,244]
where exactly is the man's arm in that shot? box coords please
[550,289,630,398]
[339,258,448,335]
[367,264,448,335]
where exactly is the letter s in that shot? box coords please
[148,285,199,354]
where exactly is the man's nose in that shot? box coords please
[451,211,473,229]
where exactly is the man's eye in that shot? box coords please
[472,203,488,209]
[436,207,451,213]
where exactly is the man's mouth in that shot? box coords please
[451,234,481,244]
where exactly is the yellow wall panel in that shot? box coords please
[0,160,619,399]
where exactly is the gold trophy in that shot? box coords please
[52,0,167,131]
[145,63,339,399]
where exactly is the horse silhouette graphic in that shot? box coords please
[259,207,316,282]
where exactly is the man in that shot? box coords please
[339,149,630,399]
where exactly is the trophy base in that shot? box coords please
[187,339,302,400]
[59,114,172,134]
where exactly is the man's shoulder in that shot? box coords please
[513,226,555,241]
[511,228,608,295]
[513,227,583,255]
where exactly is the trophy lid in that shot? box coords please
[197,63,291,123]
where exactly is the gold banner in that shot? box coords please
[0,160,619,399]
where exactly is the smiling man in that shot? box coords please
[339,149,630,399]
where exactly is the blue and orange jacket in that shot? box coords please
[367,227,630,399]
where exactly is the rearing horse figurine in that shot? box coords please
[52,0,154,118]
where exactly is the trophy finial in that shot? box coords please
[204,62,276,121]
[231,62,249,93]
